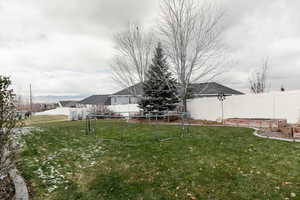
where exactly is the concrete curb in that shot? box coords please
[9,168,29,200]
[1,146,29,200]
[252,128,300,142]
[4,128,30,200]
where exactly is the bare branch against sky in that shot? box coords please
[249,59,269,94]
[110,23,154,95]
[159,0,226,111]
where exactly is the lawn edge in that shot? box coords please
[253,128,300,142]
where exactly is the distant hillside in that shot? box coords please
[33,95,88,103]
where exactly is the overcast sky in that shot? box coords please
[1,0,300,101]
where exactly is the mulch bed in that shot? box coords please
[0,174,15,200]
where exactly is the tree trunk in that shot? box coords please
[183,97,187,113]
[0,128,6,175]
[0,128,4,156]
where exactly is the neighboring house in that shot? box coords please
[110,82,243,105]
[77,95,111,112]
[58,101,78,108]
[110,83,143,105]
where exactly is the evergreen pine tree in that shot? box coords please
[139,43,179,113]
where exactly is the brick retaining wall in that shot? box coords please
[224,118,300,138]
[224,118,287,129]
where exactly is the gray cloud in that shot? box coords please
[0,0,300,100]
[0,0,159,98]
[220,0,300,92]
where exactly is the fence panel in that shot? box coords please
[187,91,300,123]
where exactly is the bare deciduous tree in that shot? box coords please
[249,59,269,94]
[159,0,225,112]
[111,23,154,95]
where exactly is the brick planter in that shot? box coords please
[277,125,300,138]
[224,118,287,129]
[224,118,300,139]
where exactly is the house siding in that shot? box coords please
[111,96,139,105]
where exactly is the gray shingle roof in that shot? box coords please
[78,95,111,105]
[113,82,243,96]
[190,82,244,96]
[113,83,144,96]
[59,101,78,107]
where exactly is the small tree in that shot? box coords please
[0,76,18,177]
[249,59,269,94]
[139,43,179,113]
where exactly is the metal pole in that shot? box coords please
[218,93,226,125]
[221,101,224,124]
[29,84,33,112]
[85,116,89,135]
[181,113,185,137]
[148,112,151,124]
[93,117,96,135]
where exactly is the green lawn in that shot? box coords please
[18,120,300,200]
[24,115,68,126]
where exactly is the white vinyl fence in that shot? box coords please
[107,104,141,116]
[35,108,71,116]
[187,90,300,124]
[35,105,141,120]
[35,107,91,121]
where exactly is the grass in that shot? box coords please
[24,115,68,126]
[18,120,300,200]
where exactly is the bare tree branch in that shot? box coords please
[159,0,226,111]
[110,23,154,95]
[249,59,269,94]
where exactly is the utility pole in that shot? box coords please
[30,84,33,112]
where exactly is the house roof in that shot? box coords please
[113,83,144,96]
[78,95,111,105]
[190,82,244,96]
[59,101,78,107]
[112,82,243,96]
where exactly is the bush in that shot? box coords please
[0,76,19,177]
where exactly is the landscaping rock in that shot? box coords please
[0,174,15,200]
